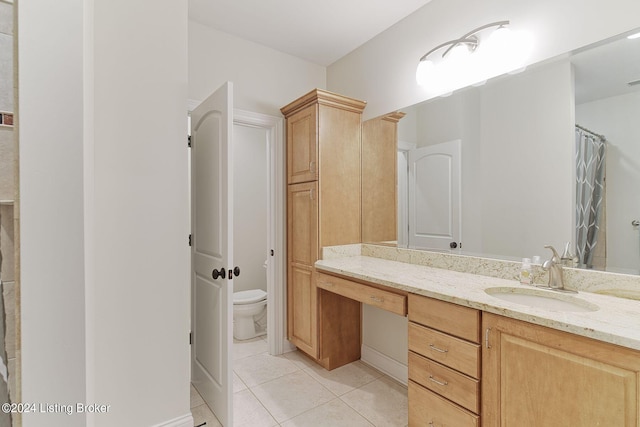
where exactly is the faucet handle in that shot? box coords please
[544,245,561,262]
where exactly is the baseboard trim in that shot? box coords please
[361,344,408,386]
[152,413,194,427]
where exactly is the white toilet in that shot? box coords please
[233,289,267,340]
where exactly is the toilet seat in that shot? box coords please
[233,289,267,305]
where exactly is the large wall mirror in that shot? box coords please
[363,28,640,275]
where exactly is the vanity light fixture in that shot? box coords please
[416,21,533,93]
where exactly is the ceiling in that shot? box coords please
[188,0,432,66]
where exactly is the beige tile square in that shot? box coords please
[234,352,299,387]
[341,376,408,427]
[283,349,318,370]
[191,403,222,427]
[281,398,374,427]
[233,389,278,427]
[233,371,247,393]
[251,370,335,423]
[190,384,204,409]
[234,337,269,360]
[304,360,382,396]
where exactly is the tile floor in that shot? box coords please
[191,336,408,426]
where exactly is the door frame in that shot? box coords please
[188,100,289,356]
[397,140,416,248]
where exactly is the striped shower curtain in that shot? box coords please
[575,126,606,268]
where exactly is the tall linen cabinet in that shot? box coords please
[281,89,366,369]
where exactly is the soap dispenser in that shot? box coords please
[519,258,533,285]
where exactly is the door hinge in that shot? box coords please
[189,234,192,246]
[189,331,192,345]
[188,135,192,147]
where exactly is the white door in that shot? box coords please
[191,82,234,426]
[408,140,461,250]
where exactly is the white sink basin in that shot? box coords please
[485,287,599,312]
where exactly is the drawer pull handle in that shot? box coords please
[429,344,448,353]
[428,422,440,427]
[370,296,384,303]
[428,375,448,387]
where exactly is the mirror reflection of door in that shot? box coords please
[408,140,461,250]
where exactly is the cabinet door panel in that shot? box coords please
[409,381,479,427]
[483,313,640,427]
[408,351,480,414]
[409,293,480,343]
[409,322,480,378]
[287,105,317,184]
[288,182,318,265]
[287,182,318,357]
[288,264,317,357]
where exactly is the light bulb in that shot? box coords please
[485,25,512,54]
[416,59,435,87]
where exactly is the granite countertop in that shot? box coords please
[315,255,640,351]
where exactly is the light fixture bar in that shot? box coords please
[419,37,479,62]
[418,21,511,62]
[416,19,533,92]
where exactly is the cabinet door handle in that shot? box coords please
[428,375,448,386]
[429,344,448,353]
[309,188,315,200]
[485,327,492,349]
[309,161,315,173]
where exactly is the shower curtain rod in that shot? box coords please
[576,124,605,140]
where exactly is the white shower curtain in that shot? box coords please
[575,126,606,268]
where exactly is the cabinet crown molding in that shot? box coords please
[281,88,366,117]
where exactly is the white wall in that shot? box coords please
[233,124,268,293]
[20,1,190,426]
[334,0,636,370]
[19,1,87,424]
[189,21,326,116]
[328,0,640,120]
[577,91,640,274]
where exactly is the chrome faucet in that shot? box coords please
[541,245,576,293]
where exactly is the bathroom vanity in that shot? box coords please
[315,245,640,426]
[281,66,640,424]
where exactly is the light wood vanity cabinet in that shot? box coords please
[361,111,405,243]
[408,294,481,427]
[282,89,366,366]
[483,312,640,426]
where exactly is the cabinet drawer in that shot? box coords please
[409,380,479,427]
[408,322,480,378]
[409,293,480,343]
[316,272,407,316]
[409,351,480,414]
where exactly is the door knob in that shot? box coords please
[450,241,458,249]
[211,268,226,280]
[229,266,241,279]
